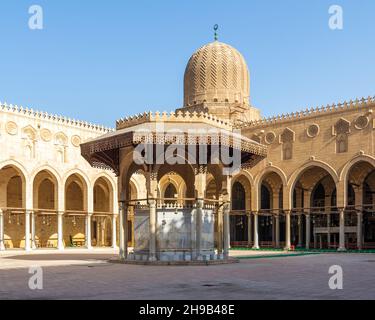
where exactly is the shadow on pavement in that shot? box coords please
[2,254,117,261]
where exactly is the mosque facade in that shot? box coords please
[1,38,375,255]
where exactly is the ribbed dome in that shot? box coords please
[183,41,250,107]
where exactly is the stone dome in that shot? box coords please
[183,41,250,107]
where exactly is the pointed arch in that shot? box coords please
[30,165,62,185]
[288,160,339,189]
[0,160,29,179]
[287,160,339,210]
[340,154,375,182]
[255,166,288,187]
[62,168,91,190]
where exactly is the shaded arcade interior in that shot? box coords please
[0,164,118,250]
[229,162,375,250]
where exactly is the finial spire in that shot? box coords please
[214,24,219,41]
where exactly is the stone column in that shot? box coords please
[85,213,92,249]
[112,214,118,249]
[223,202,230,259]
[148,199,157,261]
[319,235,323,249]
[284,210,291,250]
[196,199,204,260]
[275,214,280,248]
[102,218,106,246]
[272,216,275,246]
[305,213,311,249]
[272,193,280,248]
[313,232,317,249]
[57,184,65,251]
[247,213,252,248]
[297,215,303,247]
[87,185,94,249]
[354,186,363,251]
[338,208,346,252]
[295,189,303,247]
[119,202,128,260]
[57,212,64,250]
[96,217,100,247]
[217,203,223,254]
[303,190,312,250]
[25,179,33,252]
[252,212,260,249]
[31,212,36,249]
[0,210,5,251]
[327,213,331,248]
[194,165,207,259]
[357,212,363,250]
[25,211,31,251]
[324,191,332,248]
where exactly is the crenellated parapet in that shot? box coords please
[237,96,375,129]
[116,110,233,131]
[0,102,114,133]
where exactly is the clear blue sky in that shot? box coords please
[0,0,374,127]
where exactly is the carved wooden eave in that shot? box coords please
[81,131,133,176]
[81,128,267,176]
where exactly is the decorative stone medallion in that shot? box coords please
[5,121,18,135]
[71,135,82,147]
[354,115,369,130]
[265,132,276,145]
[40,128,52,142]
[307,124,320,138]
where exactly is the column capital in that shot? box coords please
[196,198,204,208]
[352,185,364,193]
[194,164,208,175]
[148,167,158,181]
[119,201,127,210]
[223,201,231,210]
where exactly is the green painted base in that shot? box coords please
[230,247,375,254]
[230,247,284,252]
[237,253,318,260]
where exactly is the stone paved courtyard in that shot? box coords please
[0,249,374,300]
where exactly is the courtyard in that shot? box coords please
[0,249,374,300]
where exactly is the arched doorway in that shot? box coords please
[33,170,59,248]
[292,166,338,249]
[259,171,284,248]
[0,165,26,249]
[64,174,87,247]
[164,183,178,204]
[92,177,113,247]
[230,181,248,244]
[363,177,375,248]
[159,172,187,206]
[346,160,375,249]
